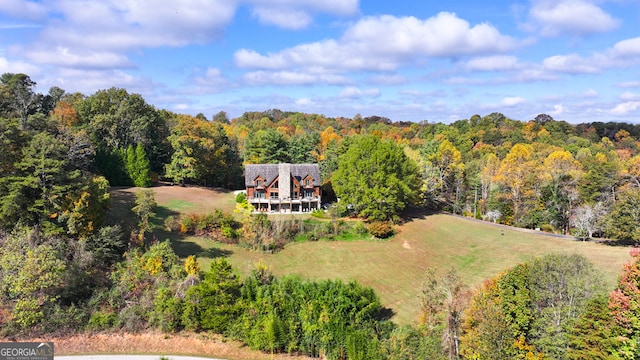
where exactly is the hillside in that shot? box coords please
[120,185,633,325]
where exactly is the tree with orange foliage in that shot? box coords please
[51,100,78,128]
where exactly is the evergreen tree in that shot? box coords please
[567,295,617,359]
[131,143,152,187]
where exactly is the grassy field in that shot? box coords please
[111,185,633,325]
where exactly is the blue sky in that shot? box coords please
[1,0,639,123]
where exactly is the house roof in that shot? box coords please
[244,163,321,187]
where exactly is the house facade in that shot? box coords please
[245,163,322,213]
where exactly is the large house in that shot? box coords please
[244,163,322,213]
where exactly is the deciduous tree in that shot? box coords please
[0,73,38,130]
[494,143,536,222]
[165,115,241,188]
[333,135,420,221]
[604,189,640,244]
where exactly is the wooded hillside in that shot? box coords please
[2,73,640,359]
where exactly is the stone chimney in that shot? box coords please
[278,163,291,200]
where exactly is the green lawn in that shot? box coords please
[112,186,633,325]
[174,213,631,325]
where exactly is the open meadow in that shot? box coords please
[111,185,633,325]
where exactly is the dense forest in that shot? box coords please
[2,72,640,358]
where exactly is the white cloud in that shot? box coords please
[7,0,238,71]
[542,54,602,74]
[23,46,133,68]
[184,67,230,94]
[583,88,598,98]
[243,70,350,85]
[368,74,408,85]
[444,77,484,85]
[235,13,523,73]
[527,0,619,37]
[502,96,526,107]
[251,7,312,29]
[339,86,381,99]
[343,13,520,58]
[235,39,399,72]
[295,97,315,106]
[0,0,47,21]
[466,55,521,71]
[46,67,161,95]
[47,0,237,50]
[549,104,565,116]
[612,37,640,58]
[617,81,640,88]
[540,36,640,75]
[245,0,359,17]
[0,56,41,76]
[620,92,640,101]
[611,101,640,115]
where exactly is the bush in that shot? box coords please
[367,221,395,239]
[354,221,368,236]
[235,192,246,203]
[164,216,180,232]
[151,287,184,332]
[220,225,239,242]
[178,211,239,237]
[44,304,89,335]
[540,224,555,233]
[87,310,119,330]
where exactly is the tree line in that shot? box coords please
[4,72,640,241]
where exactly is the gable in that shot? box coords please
[245,163,321,187]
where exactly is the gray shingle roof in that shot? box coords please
[245,163,321,187]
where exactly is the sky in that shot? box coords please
[1,0,640,124]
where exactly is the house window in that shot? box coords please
[270,192,279,199]
[273,181,278,188]
[304,190,314,198]
[256,179,263,188]
[254,191,265,199]
[304,179,312,187]
[292,191,298,199]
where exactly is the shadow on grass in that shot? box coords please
[167,234,233,259]
[377,307,396,322]
[107,189,137,227]
[400,207,435,223]
[150,205,234,260]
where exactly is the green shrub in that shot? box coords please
[235,192,246,203]
[221,225,239,242]
[12,298,44,330]
[44,304,89,335]
[540,224,555,233]
[152,287,184,333]
[354,221,368,236]
[164,216,180,232]
[87,310,119,330]
[178,211,239,237]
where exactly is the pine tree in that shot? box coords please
[133,143,152,187]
